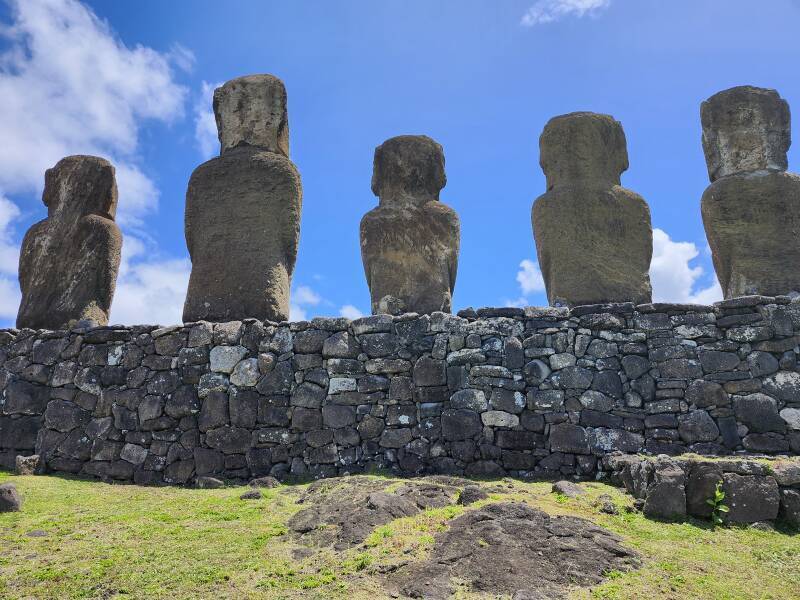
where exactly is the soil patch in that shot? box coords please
[390,502,640,599]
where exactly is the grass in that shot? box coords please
[0,470,798,599]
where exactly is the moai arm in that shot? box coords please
[79,214,122,320]
[17,220,48,300]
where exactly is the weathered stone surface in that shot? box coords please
[643,460,686,520]
[17,156,122,329]
[701,86,800,298]
[685,462,722,518]
[183,75,302,323]
[360,135,460,315]
[0,483,21,512]
[678,410,719,443]
[722,473,780,523]
[532,112,652,306]
[391,502,639,600]
[780,489,800,528]
[733,394,786,433]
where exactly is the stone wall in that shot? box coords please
[1,296,800,484]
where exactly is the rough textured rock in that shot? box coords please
[532,112,653,306]
[643,460,687,519]
[701,86,800,298]
[360,135,460,315]
[183,75,302,323]
[15,454,43,476]
[390,502,639,599]
[0,483,21,512]
[288,476,459,550]
[16,156,122,329]
[722,473,780,524]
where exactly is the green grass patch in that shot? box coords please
[0,470,797,599]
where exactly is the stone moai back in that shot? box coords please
[183,74,302,323]
[701,86,800,298]
[16,155,122,330]
[360,135,460,315]
[531,112,653,307]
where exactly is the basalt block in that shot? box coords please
[360,135,460,315]
[183,74,302,323]
[701,86,800,298]
[16,155,122,330]
[532,112,653,307]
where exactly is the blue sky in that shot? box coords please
[1,0,799,327]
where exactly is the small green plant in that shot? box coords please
[706,482,730,526]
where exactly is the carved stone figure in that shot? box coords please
[360,135,460,315]
[16,155,122,329]
[532,112,653,307]
[183,74,302,323]
[701,86,800,298]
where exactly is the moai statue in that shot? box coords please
[360,135,460,315]
[532,112,653,307]
[16,155,122,330]
[183,74,302,323]
[701,86,800,298]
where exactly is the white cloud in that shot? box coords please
[0,195,21,320]
[289,285,322,321]
[0,0,195,326]
[517,259,546,295]
[294,285,322,306]
[0,0,188,226]
[649,228,722,304]
[109,234,190,326]
[339,304,364,320]
[521,0,611,26]
[503,259,546,308]
[0,196,21,277]
[194,81,220,160]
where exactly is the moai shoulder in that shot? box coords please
[183,74,302,323]
[17,155,122,329]
[360,135,460,315]
[532,112,653,307]
[701,86,800,298]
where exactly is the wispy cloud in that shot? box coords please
[521,0,611,27]
[0,0,189,227]
[194,81,221,160]
[339,304,364,320]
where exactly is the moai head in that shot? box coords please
[213,74,289,156]
[371,135,446,205]
[539,112,629,190]
[701,86,791,182]
[43,155,118,221]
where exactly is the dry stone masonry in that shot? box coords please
[16,155,122,330]
[532,112,653,307]
[183,74,302,323]
[2,297,800,484]
[360,135,460,315]
[606,453,800,527]
[701,86,800,299]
